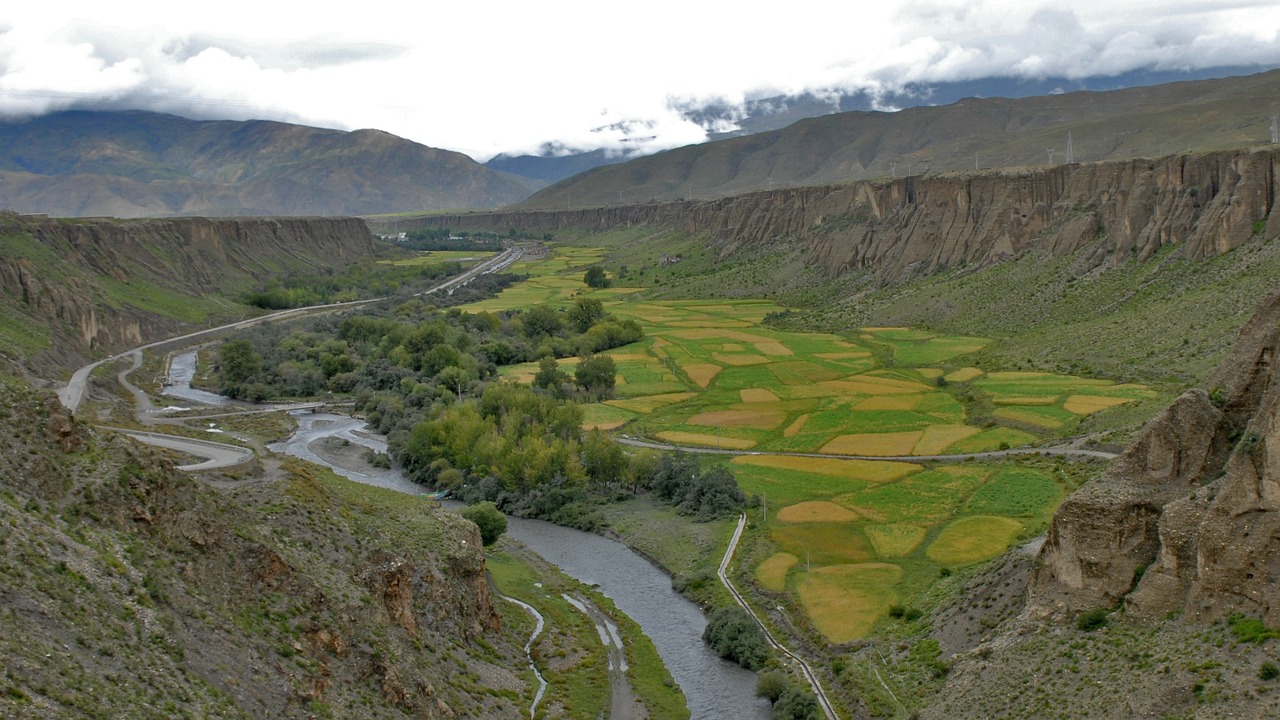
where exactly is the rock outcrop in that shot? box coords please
[1031,289,1280,623]
[402,148,1278,285]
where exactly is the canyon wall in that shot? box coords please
[399,148,1278,283]
[0,215,382,368]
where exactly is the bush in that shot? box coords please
[702,607,770,670]
[461,501,507,546]
[1076,608,1109,632]
[773,686,820,720]
[1260,661,1280,681]
[755,671,788,705]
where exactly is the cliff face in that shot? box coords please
[407,148,1277,284]
[1031,290,1280,623]
[0,215,383,370]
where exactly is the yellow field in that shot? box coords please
[733,454,920,483]
[655,431,756,449]
[864,524,927,558]
[821,431,923,456]
[777,501,860,523]
[912,425,982,455]
[756,553,798,592]
[853,395,921,411]
[1064,395,1134,415]
[668,328,772,342]
[814,351,871,360]
[721,343,745,352]
[713,353,771,366]
[797,564,903,643]
[605,392,697,414]
[817,377,930,395]
[925,516,1024,565]
[755,342,794,356]
[994,407,1063,429]
[783,414,810,437]
[993,396,1058,406]
[740,388,780,403]
[688,409,786,430]
[683,363,722,388]
[945,367,985,382]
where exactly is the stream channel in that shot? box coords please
[168,351,770,718]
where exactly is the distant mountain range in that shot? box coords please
[516,68,1280,209]
[487,65,1276,184]
[0,111,545,218]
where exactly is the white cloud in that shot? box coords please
[0,1,1277,160]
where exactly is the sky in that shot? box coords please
[1,1,1278,162]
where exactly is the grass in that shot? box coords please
[925,516,1025,565]
[796,564,903,643]
[756,552,799,592]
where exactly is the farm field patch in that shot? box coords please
[462,244,1134,642]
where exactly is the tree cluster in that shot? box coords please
[647,452,746,521]
[702,607,770,670]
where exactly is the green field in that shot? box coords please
[466,244,1134,642]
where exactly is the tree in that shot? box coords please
[461,501,507,546]
[567,297,606,333]
[218,339,262,396]
[756,671,789,705]
[702,607,769,670]
[581,429,626,485]
[773,687,820,720]
[522,304,563,339]
[583,265,611,288]
[533,356,568,391]
[574,354,616,399]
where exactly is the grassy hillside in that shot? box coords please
[519,69,1280,208]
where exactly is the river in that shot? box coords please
[267,411,771,719]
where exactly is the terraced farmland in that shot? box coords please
[465,245,1149,642]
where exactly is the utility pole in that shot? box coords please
[767,177,773,191]
[1272,113,1278,144]
[974,152,979,170]
[1066,132,1074,164]
[806,551,811,583]
[1047,148,1055,164]
[762,492,767,523]
[889,162,897,178]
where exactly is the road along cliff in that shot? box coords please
[0,214,386,374]
[390,147,1277,285]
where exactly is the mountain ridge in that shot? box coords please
[0,111,545,218]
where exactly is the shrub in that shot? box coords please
[1076,608,1109,632]
[702,607,770,670]
[461,501,507,546]
[1229,614,1280,644]
[773,686,821,720]
[756,671,788,704]
[1260,662,1280,681]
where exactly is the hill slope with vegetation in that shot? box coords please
[0,110,543,217]
[515,69,1280,208]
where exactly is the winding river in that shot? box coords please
[265,408,771,719]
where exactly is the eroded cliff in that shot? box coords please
[1031,289,1280,622]
[0,214,385,373]
[404,148,1277,284]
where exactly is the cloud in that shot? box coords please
[0,1,1278,160]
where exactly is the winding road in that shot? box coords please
[618,435,1118,463]
[57,248,523,470]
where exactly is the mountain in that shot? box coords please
[485,65,1274,184]
[0,111,545,217]
[514,69,1280,208]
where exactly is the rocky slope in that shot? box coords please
[0,213,387,375]
[384,147,1277,285]
[903,290,1280,719]
[0,383,525,718]
[0,110,542,217]
[1032,288,1280,622]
